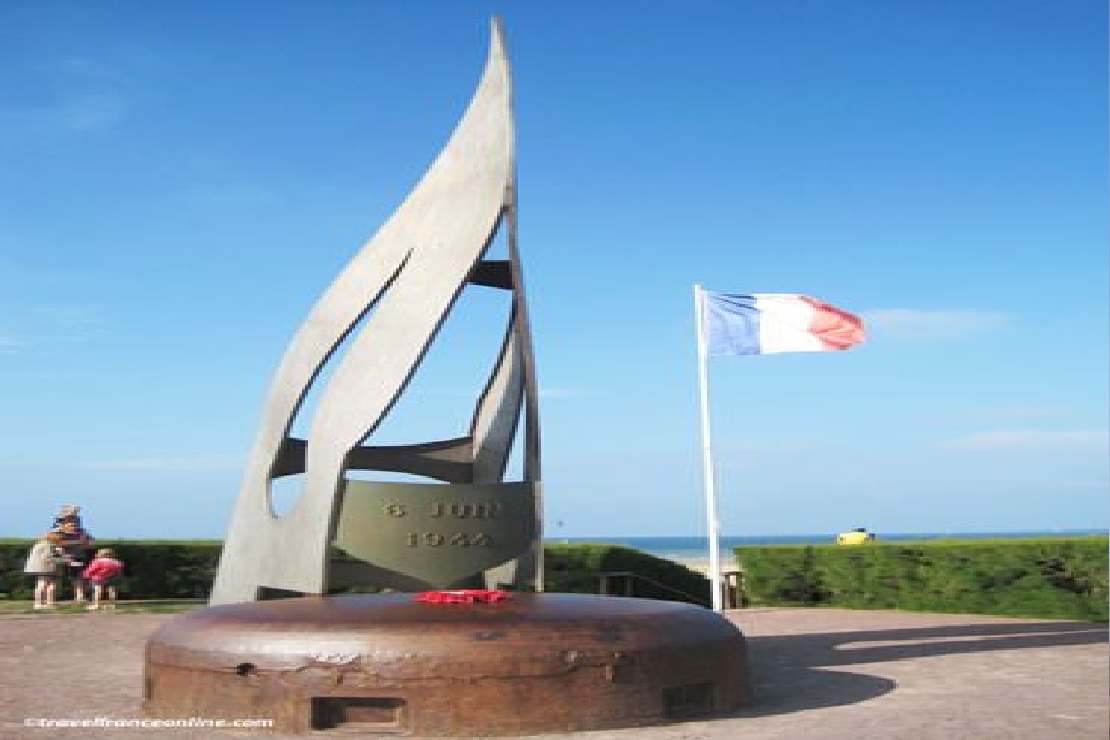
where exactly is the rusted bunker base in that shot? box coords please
[144,592,750,736]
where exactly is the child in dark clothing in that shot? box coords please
[53,517,95,603]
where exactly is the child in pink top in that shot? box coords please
[82,548,124,610]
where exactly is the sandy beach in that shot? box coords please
[677,557,712,574]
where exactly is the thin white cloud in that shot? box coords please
[540,387,597,399]
[1,56,126,133]
[861,308,1009,342]
[176,181,276,206]
[55,91,126,132]
[36,305,107,343]
[940,429,1109,452]
[0,304,107,352]
[53,56,116,78]
[167,150,278,207]
[0,335,25,354]
[0,454,245,472]
[916,404,1068,426]
[79,454,245,472]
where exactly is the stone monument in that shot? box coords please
[206,15,539,605]
[145,19,751,735]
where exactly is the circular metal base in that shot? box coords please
[144,593,750,736]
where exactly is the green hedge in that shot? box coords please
[0,539,221,600]
[9,536,1101,620]
[0,539,708,605]
[736,537,1108,621]
[544,544,711,605]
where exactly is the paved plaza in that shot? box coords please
[1,606,1105,739]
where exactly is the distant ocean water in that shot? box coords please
[546,530,1109,563]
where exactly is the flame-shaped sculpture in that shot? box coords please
[209,19,539,605]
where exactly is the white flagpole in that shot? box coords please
[693,284,724,612]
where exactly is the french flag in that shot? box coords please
[702,292,866,356]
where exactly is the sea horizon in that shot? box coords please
[546,529,1109,563]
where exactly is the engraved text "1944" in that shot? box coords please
[405,532,491,547]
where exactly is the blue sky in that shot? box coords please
[1,1,1106,539]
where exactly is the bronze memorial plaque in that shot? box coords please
[336,481,536,586]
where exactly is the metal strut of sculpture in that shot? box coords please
[209,19,540,605]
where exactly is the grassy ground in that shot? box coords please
[0,599,204,615]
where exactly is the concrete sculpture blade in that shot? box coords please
[209,19,540,605]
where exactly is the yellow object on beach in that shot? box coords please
[836,530,871,545]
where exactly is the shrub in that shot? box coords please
[736,537,1108,622]
[0,539,221,600]
[1,539,710,606]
